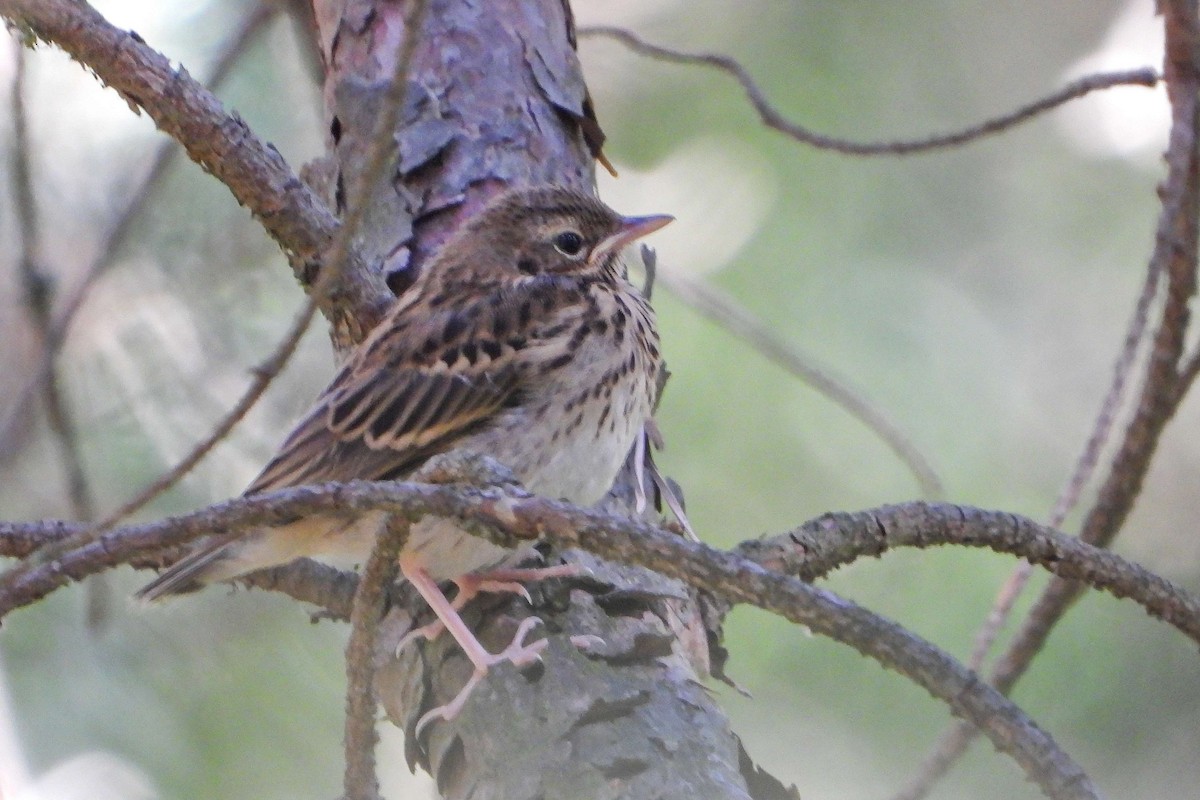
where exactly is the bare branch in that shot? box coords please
[737,503,1200,647]
[0,0,392,325]
[964,561,1033,665]
[10,47,97,526]
[579,25,1159,156]
[657,269,943,498]
[343,519,408,800]
[965,239,1165,672]
[894,4,1200,797]
[4,487,1167,798]
[0,2,280,451]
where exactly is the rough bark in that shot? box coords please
[309,1,758,797]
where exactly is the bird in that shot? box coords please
[136,184,672,729]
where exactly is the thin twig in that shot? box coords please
[657,269,943,498]
[962,561,1032,667]
[891,5,1200,798]
[580,25,1159,156]
[965,254,1165,672]
[0,1,278,452]
[324,3,430,795]
[0,0,392,322]
[343,518,408,800]
[10,47,97,525]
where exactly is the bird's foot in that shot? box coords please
[414,616,549,735]
[395,564,584,655]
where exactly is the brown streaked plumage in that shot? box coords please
[137,185,671,729]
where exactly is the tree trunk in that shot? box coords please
[310,1,758,797]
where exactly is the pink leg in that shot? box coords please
[400,554,558,734]
[396,563,584,653]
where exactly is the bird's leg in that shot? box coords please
[400,553,556,734]
[396,563,583,652]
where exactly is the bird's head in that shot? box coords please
[445,186,673,281]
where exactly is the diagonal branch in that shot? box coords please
[965,231,1165,673]
[580,25,1159,156]
[0,1,278,453]
[0,0,392,327]
[657,269,943,498]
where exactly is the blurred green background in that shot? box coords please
[1,1,1195,798]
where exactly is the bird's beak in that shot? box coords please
[590,214,674,266]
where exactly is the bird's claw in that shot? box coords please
[413,616,548,736]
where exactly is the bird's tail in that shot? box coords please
[135,538,238,603]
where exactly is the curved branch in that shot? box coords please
[0,488,1127,798]
[735,502,1200,646]
[579,25,1159,156]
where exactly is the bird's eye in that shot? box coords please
[552,230,585,258]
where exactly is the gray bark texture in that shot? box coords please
[308,1,777,797]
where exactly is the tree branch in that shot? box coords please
[19,486,1200,797]
[0,1,279,452]
[894,3,1200,796]
[343,518,408,800]
[579,25,1159,156]
[0,0,392,328]
[736,503,1200,646]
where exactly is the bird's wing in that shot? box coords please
[245,279,582,494]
